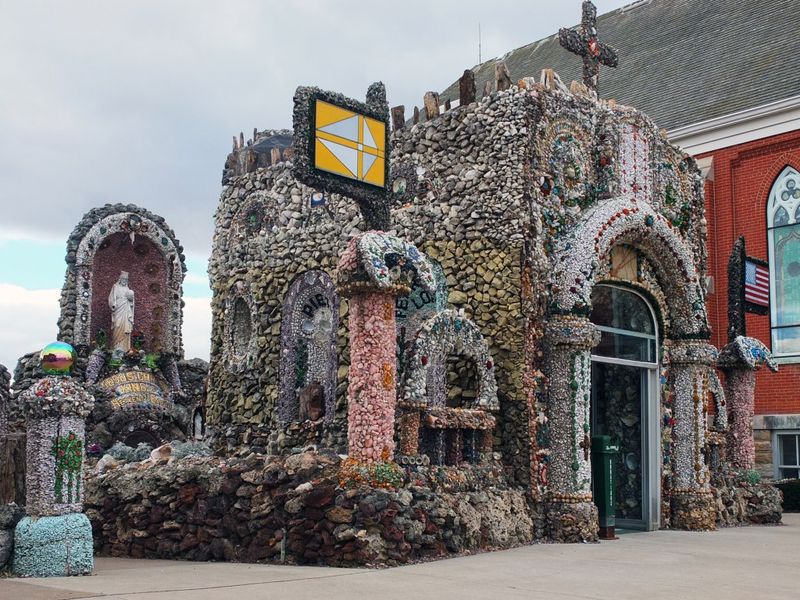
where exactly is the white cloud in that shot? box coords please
[0,284,61,372]
[184,272,210,286]
[0,284,211,374]
[183,296,212,361]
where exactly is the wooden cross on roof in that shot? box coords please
[558,0,618,93]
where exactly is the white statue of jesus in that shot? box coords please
[108,271,135,352]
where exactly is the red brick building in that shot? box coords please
[441,0,800,479]
[682,126,800,479]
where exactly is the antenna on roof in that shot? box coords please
[478,22,482,64]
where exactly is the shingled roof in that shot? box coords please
[439,0,800,131]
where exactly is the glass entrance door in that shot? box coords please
[590,285,660,531]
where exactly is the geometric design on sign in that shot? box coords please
[314,99,386,187]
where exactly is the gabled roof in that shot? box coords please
[440,0,800,131]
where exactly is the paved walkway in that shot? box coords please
[3,513,798,600]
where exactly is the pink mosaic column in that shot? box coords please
[346,291,398,463]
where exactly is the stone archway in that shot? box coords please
[398,310,498,463]
[400,310,498,411]
[63,208,185,355]
[550,197,709,338]
[543,198,719,540]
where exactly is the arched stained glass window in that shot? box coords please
[767,166,800,358]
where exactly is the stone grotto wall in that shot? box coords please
[207,88,532,480]
[206,73,778,545]
[84,453,537,567]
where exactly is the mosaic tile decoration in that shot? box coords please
[314,99,386,187]
[396,258,447,387]
[278,270,339,423]
[399,309,499,412]
[293,83,391,230]
[69,209,185,355]
[337,232,436,295]
[98,370,172,413]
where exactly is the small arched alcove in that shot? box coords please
[278,270,339,424]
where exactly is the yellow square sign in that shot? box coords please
[314,100,386,187]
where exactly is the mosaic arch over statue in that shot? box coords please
[58,205,186,356]
[550,197,709,338]
[278,270,339,424]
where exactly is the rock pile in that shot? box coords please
[85,451,536,566]
[0,504,24,570]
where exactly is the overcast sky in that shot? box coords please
[0,0,631,372]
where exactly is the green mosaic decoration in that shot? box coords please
[51,432,83,503]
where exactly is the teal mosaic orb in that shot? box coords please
[40,341,75,375]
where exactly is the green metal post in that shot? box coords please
[592,435,619,540]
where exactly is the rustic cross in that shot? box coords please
[558,0,619,93]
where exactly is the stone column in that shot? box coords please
[543,315,600,543]
[0,364,9,435]
[397,411,420,456]
[664,340,717,530]
[723,368,755,470]
[14,371,95,577]
[344,290,399,463]
[718,336,778,471]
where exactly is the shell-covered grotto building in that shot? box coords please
[203,69,758,544]
[10,204,208,449]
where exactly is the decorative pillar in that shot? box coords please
[0,364,9,435]
[397,412,421,456]
[14,342,95,577]
[543,315,600,543]
[718,336,778,470]
[345,290,400,462]
[664,339,717,530]
[336,232,437,464]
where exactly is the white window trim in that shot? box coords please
[772,430,800,479]
[767,166,800,362]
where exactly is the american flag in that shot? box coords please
[744,260,770,307]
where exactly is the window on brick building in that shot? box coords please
[767,166,800,358]
[775,432,800,479]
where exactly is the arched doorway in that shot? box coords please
[590,284,660,531]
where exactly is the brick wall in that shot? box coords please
[701,129,800,415]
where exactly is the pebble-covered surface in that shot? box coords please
[205,75,752,544]
[0,365,9,435]
[18,377,94,517]
[713,474,783,527]
[344,291,398,462]
[84,452,538,566]
[0,503,24,570]
[13,512,93,577]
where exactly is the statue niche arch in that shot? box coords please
[278,270,339,424]
[398,309,499,465]
[61,207,185,356]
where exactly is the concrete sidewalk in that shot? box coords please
[3,513,798,600]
